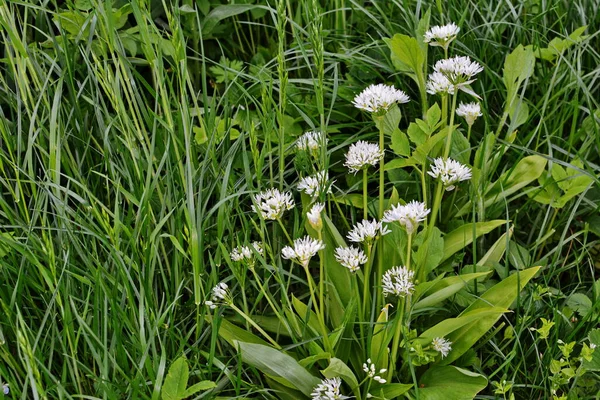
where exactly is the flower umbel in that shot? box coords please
[298,171,333,198]
[427,56,483,97]
[424,22,460,50]
[297,131,328,153]
[230,242,263,262]
[347,219,390,244]
[334,246,368,273]
[307,202,325,230]
[205,282,231,309]
[428,158,472,191]
[282,236,325,267]
[352,83,410,115]
[383,200,431,235]
[432,337,453,358]
[426,71,455,95]
[311,377,349,400]
[456,102,482,126]
[382,266,415,297]
[252,188,295,220]
[363,358,388,383]
[344,141,384,174]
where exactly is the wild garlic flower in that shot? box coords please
[297,131,328,153]
[347,219,390,244]
[298,171,332,198]
[426,71,455,95]
[434,55,483,85]
[428,158,472,191]
[456,102,482,126]
[282,236,325,267]
[307,202,325,230]
[382,200,430,235]
[344,141,383,173]
[311,377,349,400]
[424,22,460,50]
[432,337,453,358]
[382,266,415,298]
[334,246,368,273]
[352,83,410,115]
[2,384,8,395]
[230,242,263,262]
[363,358,388,383]
[252,188,295,220]
[205,282,231,309]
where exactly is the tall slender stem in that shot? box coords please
[363,168,368,220]
[376,117,385,311]
[406,233,412,271]
[387,297,406,381]
[361,244,373,320]
[230,304,282,349]
[318,230,327,345]
[304,265,332,353]
[276,218,294,244]
[443,92,459,160]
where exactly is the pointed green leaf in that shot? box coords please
[442,220,507,263]
[420,366,487,399]
[161,357,189,400]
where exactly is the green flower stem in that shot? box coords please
[443,91,459,160]
[229,303,282,349]
[352,274,365,345]
[363,168,369,220]
[318,230,328,346]
[250,268,291,336]
[276,218,294,245]
[361,243,374,321]
[467,123,473,142]
[406,233,412,271]
[421,180,444,282]
[387,296,406,381]
[303,265,332,353]
[376,115,386,311]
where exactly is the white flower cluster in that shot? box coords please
[352,83,410,114]
[424,23,460,50]
[307,202,325,229]
[383,200,430,235]
[311,377,349,400]
[344,141,383,174]
[252,188,295,220]
[298,171,332,198]
[382,266,415,297]
[363,358,387,383]
[297,131,328,153]
[2,384,8,395]
[282,236,325,267]
[426,56,483,96]
[432,337,453,358]
[456,102,482,126]
[347,219,390,244]
[230,242,263,262]
[334,246,368,273]
[428,158,472,191]
[205,282,231,309]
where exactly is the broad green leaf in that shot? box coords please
[323,215,353,305]
[385,34,425,80]
[380,104,402,136]
[413,273,491,311]
[376,383,413,399]
[53,11,90,37]
[582,329,600,371]
[321,358,359,390]
[442,220,507,263]
[508,101,529,130]
[566,293,592,317]
[235,341,321,396]
[414,227,444,274]
[390,129,411,156]
[370,304,392,371]
[477,228,513,266]
[552,159,593,194]
[440,266,541,364]
[507,241,531,270]
[292,296,321,334]
[215,318,269,347]
[184,381,216,397]
[201,5,263,36]
[161,357,189,400]
[418,307,507,342]
[503,45,535,103]
[419,366,487,399]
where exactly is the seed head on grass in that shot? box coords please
[383,200,430,235]
[382,266,415,297]
[334,246,368,273]
[424,23,460,50]
[352,83,409,115]
[428,158,472,191]
[344,141,383,173]
[252,188,295,220]
[311,377,349,400]
[282,236,325,268]
[347,219,390,244]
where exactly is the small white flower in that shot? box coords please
[424,22,460,49]
[363,358,387,383]
[252,188,295,220]
[307,202,325,230]
[335,246,368,273]
[298,171,332,198]
[590,343,597,350]
[206,282,231,309]
[352,83,410,115]
[344,141,383,173]
[311,377,349,400]
[282,236,325,267]
[456,102,482,126]
[434,56,483,86]
[382,200,430,234]
[382,266,415,297]
[297,131,328,153]
[428,158,472,191]
[347,219,390,244]
[426,71,455,95]
[432,337,453,358]
[2,384,8,395]
[230,242,263,262]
